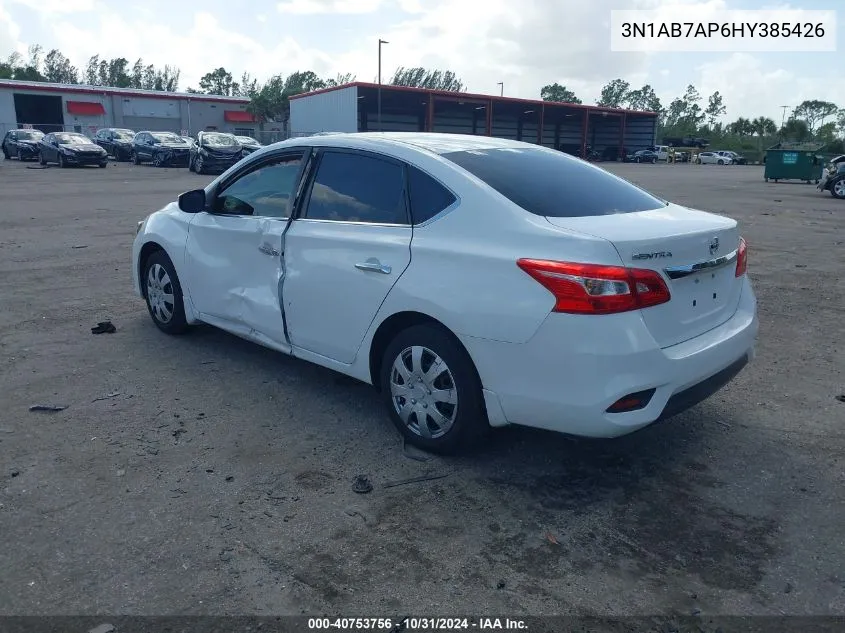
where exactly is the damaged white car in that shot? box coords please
[133,133,757,453]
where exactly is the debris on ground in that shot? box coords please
[402,437,434,462]
[545,532,559,545]
[352,475,373,494]
[836,395,845,403]
[71,245,88,249]
[225,476,234,482]
[91,321,116,334]
[10,470,20,478]
[785,582,793,593]
[383,473,450,489]
[29,404,68,413]
[88,623,115,633]
[92,392,121,402]
[496,580,506,589]
[344,507,375,526]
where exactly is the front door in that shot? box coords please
[183,150,307,348]
[282,149,413,364]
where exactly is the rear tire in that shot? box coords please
[39,152,47,166]
[717,159,724,165]
[17,148,23,161]
[2,146,9,159]
[99,161,107,168]
[379,323,488,454]
[58,154,66,168]
[651,157,657,164]
[132,151,140,165]
[142,250,189,335]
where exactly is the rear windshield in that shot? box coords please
[441,147,665,217]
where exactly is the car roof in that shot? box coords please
[295,132,537,155]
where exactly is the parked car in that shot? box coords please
[697,152,732,165]
[93,128,136,160]
[189,131,244,174]
[672,150,689,163]
[132,132,757,454]
[625,149,658,163]
[817,155,845,199]
[715,150,747,165]
[131,131,192,167]
[181,136,196,148]
[2,128,45,161]
[235,135,263,155]
[38,131,108,168]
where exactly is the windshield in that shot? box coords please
[203,133,237,147]
[113,129,135,140]
[56,133,91,145]
[18,130,44,140]
[151,132,182,143]
[442,147,666,218]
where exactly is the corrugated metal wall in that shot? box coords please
[289,86,359,136]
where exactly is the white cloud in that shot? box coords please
[277,0,384,14]
[0,0,840,123]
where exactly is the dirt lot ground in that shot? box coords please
[0,156,843,618]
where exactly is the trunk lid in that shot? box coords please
[546,204,743,348]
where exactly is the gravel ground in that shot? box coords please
[0,156,843,618]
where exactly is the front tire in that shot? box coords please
[717,159,724,165]
[830,176,845,199]
[142,251,189,335]
[132,151,140,165]
[651,157,657,164]
[58,154,66,168]
[379,323,488,454]
[17,148,24,161]
[98,161,107,168]
[39,152,47,166]
[195,156,205,174]
[152,152,164,168]
[2,146,9,159]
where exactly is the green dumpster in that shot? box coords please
[764,142,825,183]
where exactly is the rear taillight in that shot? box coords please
[516,259,671,315]
[735,237,747,277]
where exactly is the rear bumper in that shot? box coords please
[462,276,758,438]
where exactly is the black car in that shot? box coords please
[235,135,263,155]
[93,127,136,161]
[38,132,108,168]
[131,131,192,167]
[625,149,658,163]
[2,128,45,161]
[190,131,244,174]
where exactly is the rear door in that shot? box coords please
[282,148,413,364]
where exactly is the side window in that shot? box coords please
[10,132,17,141]
[304,151,407,224]
[212,154,304,218]
[407,166,457,224]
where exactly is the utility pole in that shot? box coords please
[378,39,388,132]
[780,105,789,137]
[497,82,504,97]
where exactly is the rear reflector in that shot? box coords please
[606,389,656,413]
[516,259,671,314]
[735,237,747,277]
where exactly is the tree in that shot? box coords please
[540,83,581,104]
[43,49,79,83]
[751,116,777,137]
[199,67,237,95]
[729,117,754,137]
[390,67,464,92]
[247,70,327,127]
[325,72,356,88]
[816,122,837,143]
[792,99,838,134]
[596,79,630,108]
[705,91,726,128]
[625,84,661,112]
[781,117,810,142]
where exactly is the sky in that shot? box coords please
[0,0,841,123]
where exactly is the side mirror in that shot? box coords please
[178,189,206,213]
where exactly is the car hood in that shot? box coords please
[62,143,103,152]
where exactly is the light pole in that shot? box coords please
[780,104,789,138]
[497,82,503,97]
[378,39,389,132]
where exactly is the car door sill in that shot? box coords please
[199,313,292,355]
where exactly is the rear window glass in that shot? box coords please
[441,147,665,217]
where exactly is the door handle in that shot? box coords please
[258,243,280,257]
[355,260,391,274]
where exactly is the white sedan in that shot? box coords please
[698,151,733,165]
[132,133,758,453]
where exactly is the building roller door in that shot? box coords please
[122,116,180,132]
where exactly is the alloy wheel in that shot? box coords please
[146,263,175,324]
[389,345,458,439]
[834,179,845,198]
